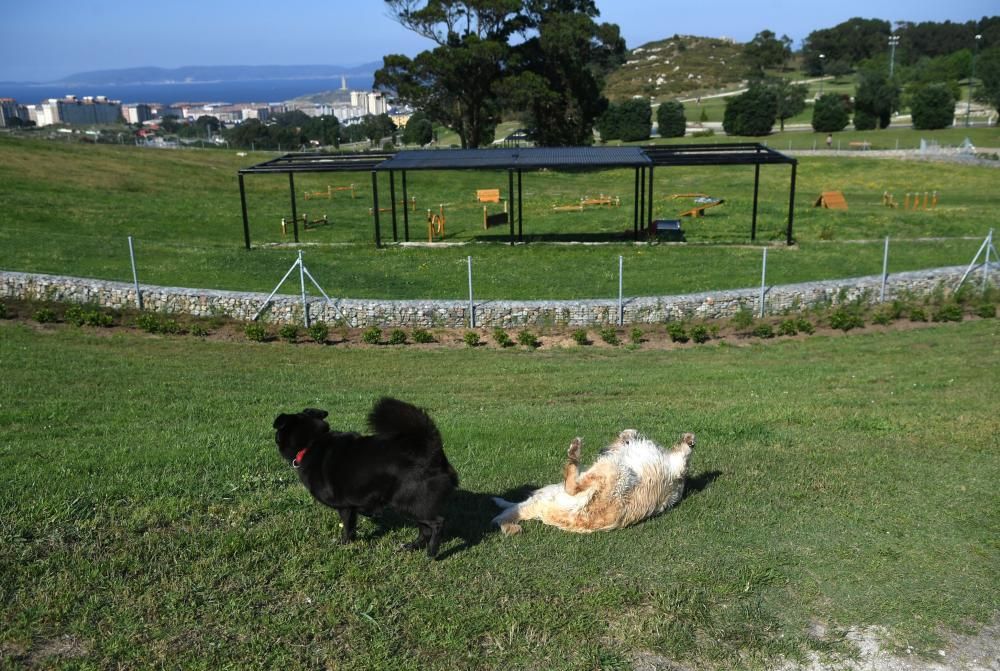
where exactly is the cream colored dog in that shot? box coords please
[492,430,695,535]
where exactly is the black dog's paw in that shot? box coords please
[400,540,427,552]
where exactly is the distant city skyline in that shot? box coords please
[1,0,995,83]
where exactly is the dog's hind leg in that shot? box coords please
[404,517,445,558]
[563,437,583,495]
[337,508,358,544]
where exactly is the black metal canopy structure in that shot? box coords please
[236,143,797,248]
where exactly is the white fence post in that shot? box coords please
[618,255,624,326]
[759,247,768,318]
[127,236,142,310]
[467,256,474,328]
[880,236,890,302]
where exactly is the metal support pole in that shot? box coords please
[508,169,515,246]
[751,161,761,241]
[467,256,475,328]
[238,173,251,250]
[633,167,640,239]
[517,170,523,242]
[880,236,890,302]
[298,250,310,327]
[371,171,381,248]
[787,162,797,245]
[647,165,655,232]
[288,173,299,243]
[618,255,624,326]
[983,229,993,292]
[639,168,645,232]
[402,171,410,242]
[759,247,768,318]
[128,236,142,310]
[389,170,398,242]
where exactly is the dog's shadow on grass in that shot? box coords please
[685,470,722,499]
[361,486,536,560]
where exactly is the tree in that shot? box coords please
[743,30,793,75]
[854,70,900,129]
[910,83,956,129]
[656,100,686,138]
[722,85,777,136]
[811,93,850,132]
[976,46,1000,113]
[377,0,623,147]
[402,110,434,145]
[759,78,807,131]
[801,18,891,74]
[597,97,650,141]
[503,3,625,146]
[853,108,877,130]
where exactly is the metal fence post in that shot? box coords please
[128,236,142,310]
[759,247,768,318]
[467,256,474,329]
[298,250,309,328]
[618,255,624,326]
[880,236,890,302]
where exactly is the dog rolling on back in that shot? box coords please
[492,430,694,535]
[273,397,458,558]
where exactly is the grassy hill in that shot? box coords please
[603,35,747,103]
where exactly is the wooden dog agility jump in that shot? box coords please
[280,213,328,235]
[427,205,446,241]
[304,184,357,200]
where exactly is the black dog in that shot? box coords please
[273,397,458,558]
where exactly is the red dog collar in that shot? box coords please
[293,448,309,469]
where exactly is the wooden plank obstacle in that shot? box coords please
[476,188,502,203]
[304,184,357,200]
[280,213,328,235]
[483,201,509,229]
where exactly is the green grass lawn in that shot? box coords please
[1,135,998,301]
[1,319,997,669]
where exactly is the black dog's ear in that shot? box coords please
[303,408,329,419]
[273,414,291,430]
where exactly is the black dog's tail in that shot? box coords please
[368,397,459,485]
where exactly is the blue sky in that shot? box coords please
[0,0,994,82]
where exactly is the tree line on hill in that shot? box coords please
[155,5,1000,149]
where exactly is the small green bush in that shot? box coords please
[492,328,513,348]
[463,331,481,347]
[362,327,382,345]
[829,307,864,331]
[85,311,114,328]
[190,324,210,337]
[909,306,928,322]
[307,321,329,343]
[690,324,710,344]
[412,328,434,344]
[159,319,182,335]
[64,305,87,326]
[730,307,755,331]
[871,308,894,326]
[666,322,689,343]
[33,308,57,324]
[517,331,540,348]
[630,328,644,345]
[777,319,798,336]
[278,324,299,342]
[388,328,408,345]
[796,317,815,335]
[244,323,268,342]
[752,323,775,339]
[976,303,996,319]
[599,327,619,345]
[0,302,6,319]
[136,313,160,332]
[571,329,590,346]
[932,303,963,323]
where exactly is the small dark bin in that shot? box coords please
[651,219,685,242]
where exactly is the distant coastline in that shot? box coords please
[0,75,376,107]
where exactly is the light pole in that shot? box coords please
[818,54,826,96]
[966,34,982,127]
[888,35,900,78]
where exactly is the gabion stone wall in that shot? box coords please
[0,265,983,328]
